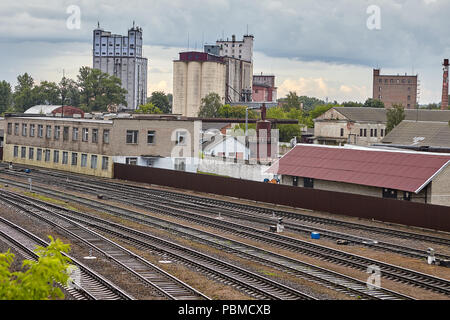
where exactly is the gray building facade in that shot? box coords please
[93,24,148,110]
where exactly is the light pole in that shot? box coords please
[244,104,262,162]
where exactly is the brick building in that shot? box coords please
[372,69,418,109]
[252,74,277,102]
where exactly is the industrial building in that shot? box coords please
[252,74,277,102]
[2,114,198,178]
[372,69,418,109]
[172,52,227,117]
[313,107,450,146]
[267,144,450,206]
[205,34,254,62]
[93,24,148,110]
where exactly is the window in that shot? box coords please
[53,150,59,163]
[82,128,89,142]
[54,126,61,140]
[63,127,69,141]
[22,124,27,136]
[103,130,110,144]
[92,129,98,143]
[44,149,50,162]
[370,129,374,137]
[360,129,363,137]
[382,188,397,199]
[28,148,34,160]
[13,146,18,157]
[381,129,385,137]
[126,130,139,144]
[340,128,344,137]
[46,125,52,139]
[364,129,367,137]
[374,129,377,137]
[14,123,19,135]
[71,153,78,166]
[174,158,186,171]
[7,123,12,135]
[37,148,42,161]
[293,176,298,187]
[30,124,35,137]
[21,147,26,159]
[81,154,88,167]
[304,178,314,188]
[176,131,187,145]
[102,156,109,170]
[91,155,98,169]
[147,130,155,144]
[403,191,411,201]
[73,127,79,141]
[126,157,138,165]
[62,152,68,165]
[38,125,43,138]
[407,95,411,101]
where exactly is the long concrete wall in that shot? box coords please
[198,158,272,181]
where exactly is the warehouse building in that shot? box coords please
[267,144,450,206]
[3,114,198,178]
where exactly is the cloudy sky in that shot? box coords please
[0,0,449,104]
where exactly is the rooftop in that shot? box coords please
[382,120,450,148]
[318,107,450,123]
[266,144,450,193]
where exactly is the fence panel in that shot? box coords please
[114,163,450,232]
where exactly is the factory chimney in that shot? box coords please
[442,59,449,110]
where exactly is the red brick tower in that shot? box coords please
[442,59,449,110]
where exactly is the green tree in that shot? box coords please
[33,81,61,105]
[136,102,162,114]
[198,93,222,118]
[363,98,384,108]
[0,236,72,300]
[342,101,363,108]
[149,91,171,114]
[77,67,127,112]
[13,73,35,112]
[386,104,405,134]
[59,77,80,107]
[0,80,13,114]
[281,91,301,111]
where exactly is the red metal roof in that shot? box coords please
[267,145,450,193]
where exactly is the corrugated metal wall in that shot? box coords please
[114,163,450,232]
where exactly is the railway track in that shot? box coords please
[0,215,133,300]
[3,167,449,257]
[0,189,315,300]
[1,171,449,297]
[0,190,209,301]
[0,186,425,299]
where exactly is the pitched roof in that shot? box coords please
[330,107,450,123]
[266,144,450,193]
[382,121,450,148]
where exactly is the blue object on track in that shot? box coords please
[311,232,320,239]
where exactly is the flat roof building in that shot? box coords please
[3,115,198,177]
[373,69,418,109]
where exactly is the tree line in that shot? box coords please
[0,69,173,115]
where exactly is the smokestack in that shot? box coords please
[442,59,449,110]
